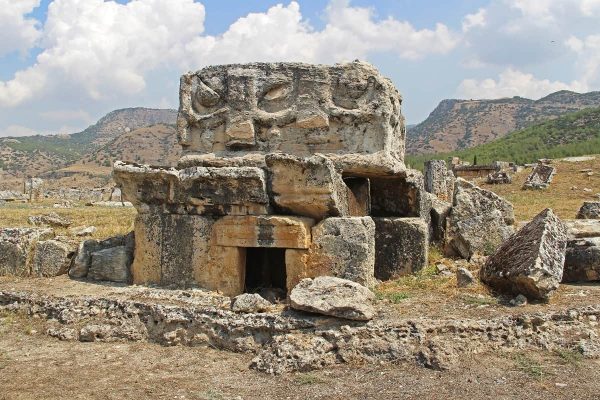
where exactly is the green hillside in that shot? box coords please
[406,106,600,170]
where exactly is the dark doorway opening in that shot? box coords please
[245,248,287,300]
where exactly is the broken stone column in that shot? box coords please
[374,217,428,280]
[424,160,455,202]
[446,178,514,259]
[480,209,567,300]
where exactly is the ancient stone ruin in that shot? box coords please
[523,162,556,190]
[114,61,429,297]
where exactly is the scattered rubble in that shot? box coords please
[28,212,72,228]
[289,277,375,321]
[481,209,568,300]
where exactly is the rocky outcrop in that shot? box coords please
[289,277,375,321]
[446,178,514,259]
[481,209,568,300]
[577,201,600,219]
[374,217,428,280]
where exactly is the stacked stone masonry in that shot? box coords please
[114,61,431,296]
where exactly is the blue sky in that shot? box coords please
[1,0,599,136]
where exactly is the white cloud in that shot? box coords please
[462,8,486,32]
[457,68,588,99]
[0,0,42,57]
[567,34,600,88]
[0,0,459,110]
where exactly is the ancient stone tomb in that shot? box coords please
[114,61,429,297]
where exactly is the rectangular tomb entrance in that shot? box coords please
[244,247,287,299]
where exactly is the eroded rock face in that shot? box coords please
[481,209,567,300]
[177,61,405,176]
[577,202,600,219]
[374,217,428,280]
[446,178,514,259]
[289,276,375,321]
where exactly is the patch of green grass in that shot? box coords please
[460,294,498,306]
[428,245,444,265]
[200,389,224,400]
[554,348,583,365]
[375,291,410,304]
[513,353,547,380]
[294,373,325,385]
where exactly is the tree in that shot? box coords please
[473,154,478,165]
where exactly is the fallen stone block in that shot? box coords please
[424,160,455,202]
[231,293,272,313]
[0,228,54,276]
[374,217,428,280]
[577,201,600,219]
[289,276,375,321]
[446,178,514,259]
[69,232,134,279]
[88,246,133,283]
[28,212,72,228]
[32,240,75,277]
[563,237,600,282]
[481,209,567,300]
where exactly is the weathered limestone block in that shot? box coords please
[177,61,405,176]
[370,170,429,221]
[563,237,600,282]
[28,212,72,228]
[577,201,600,219]
[131,211,245,295]
[304,217,375,287]
[374,217,428,280]
[0,228,53,276]
[424,160,455,202]
[88,246,132,283]
[428,194,452,243]
[231,293,272,313]
[32,240,74,277]
[523,163,556,190]
[114,162,269,216]
[565,219,600,238]
[69,233,134,279]
[289,276,375,321]
[266,153,349,220]
[212,215,314,249]
[446,178,514,259]
[481,209,568,300]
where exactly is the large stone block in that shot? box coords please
[481,209,567,300]
[424,160,455,202]
[88,246,132,283]
[304,217,375,287]
[446,178,514,259]
[427,194,452,244]
[374,217,428,280]
[177,61,405,176]
[266,153,349,220]
[32,240,74,277]
[114,162,269,216]
[0,228,54,276]
[577,201,600,219]
[563,237,600,282]
[370,170,429,220]
[69,232,134,279]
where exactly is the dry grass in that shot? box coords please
[479,156,600,221]
[0,200,136,239]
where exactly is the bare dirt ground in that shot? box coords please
[1,314,600,400]
[2,276,600,399]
